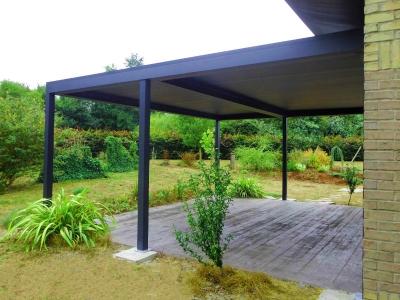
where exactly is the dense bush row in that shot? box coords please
[54,128,363,161]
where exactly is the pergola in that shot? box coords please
[43,0,364,252]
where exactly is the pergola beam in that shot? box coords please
[70,91,218,120]
[164,78,285,117]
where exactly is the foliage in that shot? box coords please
[174,115,213,152]
[341,165,362,205]
[105,136,137,172]
[4,189,110,250]
[56,97,139,131]
[228,176,265,198]
[41,145,106,182]
[0,81,44,192]
[180,152,198,167]
[235,147,280,172]
[287,161,306,172]
[175,161,232,267]
[200,128,215,158]
[301,147,331,170]
[102,185,138,214]
[331,145,344,170]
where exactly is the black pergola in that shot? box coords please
[43,1,364,252]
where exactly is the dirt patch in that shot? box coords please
[289,171,346,185]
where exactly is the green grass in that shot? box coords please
[0,159,363,226]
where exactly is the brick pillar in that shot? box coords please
[364,1,400,299]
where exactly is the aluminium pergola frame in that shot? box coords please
[42,85,290,251]
[42,29,363,252]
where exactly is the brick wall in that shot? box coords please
[364,0,400,299]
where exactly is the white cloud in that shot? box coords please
[0,0,312,87]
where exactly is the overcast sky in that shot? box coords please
[0,0,312,88]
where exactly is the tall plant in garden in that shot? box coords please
[0,81,44,193]
[342,165,362,206]
[175,160,232,267]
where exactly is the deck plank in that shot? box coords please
[111,199,363,293]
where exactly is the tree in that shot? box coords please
[57,53,144,130]
[174,116,213,157]
[175,160,233,267]
[0,81,44,192]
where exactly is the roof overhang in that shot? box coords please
[47,29,364,120]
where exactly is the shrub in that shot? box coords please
[287,161,306,172]
[175,161,232,267]
[235,147,280,172]
[228,176,265,198]
[300,147,331,170]
[4,189,111,250]
[200,129,215,158]
[102,185,138,214]
[331,145,345,171]
[105,136,137,172]
[38,145,106,182]
[180,152,198,167]
[317,165,330,173]
[0,85,44,192]
[341,165,362,205]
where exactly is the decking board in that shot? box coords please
[111,199,363,293]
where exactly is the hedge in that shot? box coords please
[54,129,363,161]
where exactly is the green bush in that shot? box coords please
[105,136,137,172]
[40,145,106,182]
[287,161,306,172]
[4,189,111,250]
[228,176,264,198]
[235,147,280,172]
[0,82,44,192]
[175,161,232,267]
[341,165,362,205]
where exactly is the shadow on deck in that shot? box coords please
[111,199,363,293]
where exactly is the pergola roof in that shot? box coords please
[47,8,363,120]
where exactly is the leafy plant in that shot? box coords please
[180,152,198,167]
[317,165,330,173]
[0,82,44,192]
[331,145,344,171]
[175,161,232,267]
[228,176,265,198]
[4,189,111,250]
[235,147,280,172]
[287,161,307,172]
[341,165,362,206]
[105,136,137,172]
[39,145,106,182]
[200,129,215,158]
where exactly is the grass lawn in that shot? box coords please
[0,243,321,299]
[0,160,363,223]
[0,160,363,299]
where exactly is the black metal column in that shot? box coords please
[215,119,221,166]
[282,116,288,200]
[43,92,55,201]
[137,79,151,251]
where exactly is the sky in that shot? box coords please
[0,0,312,88]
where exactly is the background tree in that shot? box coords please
[0,81,44,192]
[57,53,144,130]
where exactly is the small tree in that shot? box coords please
[342,165,362,206]
[175,160,232,267]
[0,82,44,192]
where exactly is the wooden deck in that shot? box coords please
[111,199,363,293]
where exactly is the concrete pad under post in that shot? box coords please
[113,247,157,263]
